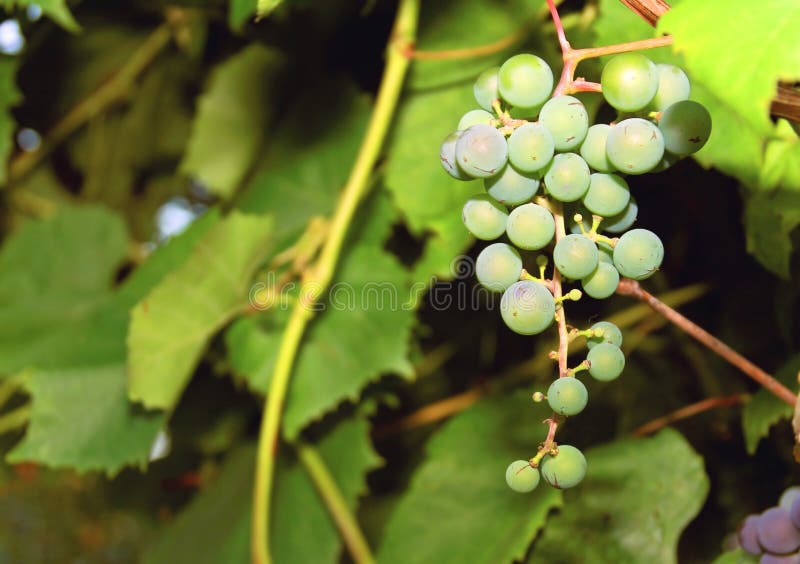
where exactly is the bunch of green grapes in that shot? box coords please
[440,52,711,493]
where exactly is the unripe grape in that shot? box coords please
[544,153,591,202]
[606,118,665,175]
[457,109,494,131]
[579,124,614,173]
[455,124,508,179]
[553,234,598,279]
[659,100,712,156]
[498,54,553,110]
[602,198,638,234]
[613,228,664,280]
[440,130,468,180]
[539,95,589,152]
[583,173,630,217]
[474,66,500,112]
[507,122,554,174]
[547,377,588,416]
[651,63,690,111]
[505,460,540,493]
[587,321,623,349]
[581,262,620,300]
[601,53,658,112]
[476,243,522,292]
[484,164,540,206]
[587,343,625,381]
[541,445,587,489]
[506,203,555,250]
[500,280,556,335]
[462,194,508,240]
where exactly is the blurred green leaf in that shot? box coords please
[377,393,562,564]
[228,191,415,439]
[180,45,284,200]
[658,0,800,136]
[742,355,800,454]
[529,429,708,564]
[0,58,19,186]
[127,211,273,410]
[7,365,165,475]
[145,414,381,564]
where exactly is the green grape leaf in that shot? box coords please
[144,415,381,564]
[0,0,79,32]
[0,206,216,473]
[227,191,415,439]
[742,355,800,454]
[228,0,255,30]
[0,206,127,373]
[377,393,562,564]
[528,429,709,564]
[712,548,759,564]
[180,45,283,200]
[385,86,476,282]
[127,211,274,410]
[408,0,543,90]
[7,365,165,475]
[658,0,800,135]
[0,57,20,186]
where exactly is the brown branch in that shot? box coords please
[619,0,800,123]
[632,393,747,436]
[617,279,796,406]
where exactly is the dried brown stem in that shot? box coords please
[632,393,747,436]
[616,279,796,406]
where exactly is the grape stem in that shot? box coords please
[616,279,797,406]
[250,1,420,562]
[632,393,747,436]
[545,0,673,97]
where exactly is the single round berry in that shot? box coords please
[476,243,522,292]
[484,164,540,206]
[606,118,665,175]
[539,95,589,152]
[602,198,638,234]
[544,153,591,202]
[498,54,553,110]
[738,514,762,556]
[547,377,588,416]
[507,122,555,174]
[651,63,691,111]
[757,507,800,556]
[462,193,508,240]
[781,487,800,511]
[500,280,556,335]
[581,261,620,300]
[455,124,508,179]
[474,66,500,112]
[659,100,712,156]
[579,124,614,173]
[505,460,540,493]
[457,109,494,131]
[601,53,658,112]
[587,321,623,349]
[587,343,625,382]
[440,130,468,180]
[613,228,664,280]
[541,445,587,489]
[553,234,599,280]
[506,203,555,250]
[583,173,630,217]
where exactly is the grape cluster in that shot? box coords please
[439,52,711,494]
[737,487,800,563]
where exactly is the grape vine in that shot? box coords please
[439,0,712,492]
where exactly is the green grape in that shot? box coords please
[613,228,664,280]
[587,343,625,381]
[506,203,555,250]
[553,234,598,279]
[507,123,554,174]
[505,460,540,493]
[476,243,522,292]
[651,64,690,111]
[544,153,591,202]
[587,321,623,349]
[439,130,468,180]
[600,53,658,112]
[581,261,620,299]
[498,54,553,110]
[579,124,614,173]
[602,198,638,234]
[462,194,508,240]
[508,103,544,120]
[547,377,588,416]
[474,66,500,112]
[484,164,540,206]
[598,244,614,264]
[539,95,589,152]
[458,109,494,131]
[541,445,587,489]
[500,280,556,335]
[606,118,665,175]
[658,100,712,156]
[455,124,508,179]
[582,173,630,217]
